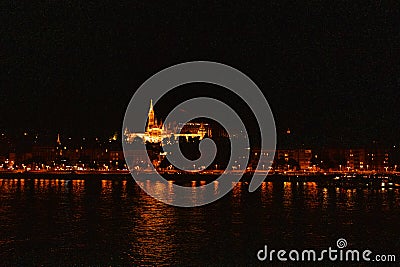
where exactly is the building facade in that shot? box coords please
[124,100,211,144]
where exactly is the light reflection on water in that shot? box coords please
[0,178,400,265]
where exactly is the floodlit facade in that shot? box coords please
[124,100,211,144]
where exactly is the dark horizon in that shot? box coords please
[2,2,400,146]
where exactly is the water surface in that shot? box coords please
[0,178,399,265]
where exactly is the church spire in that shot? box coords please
[56,133,61,145]
[147,99,155,130]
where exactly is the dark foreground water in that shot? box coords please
[0,177,400,266]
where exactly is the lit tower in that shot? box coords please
[56,133,61,145]
[56,133,62,156]
[147,99,155,131]
[198,123,207,139]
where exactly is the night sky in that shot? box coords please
[2,1,400,146]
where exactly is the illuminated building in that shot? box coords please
[274,149,312,170]
[124,100,211,144]
[345,149,366,171]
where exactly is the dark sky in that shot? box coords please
[1,1,400,146]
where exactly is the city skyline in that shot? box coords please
[2,2,400,147]
[2,2,400,266]
[1,113,400,173]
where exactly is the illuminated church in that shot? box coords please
[124,100,211,144]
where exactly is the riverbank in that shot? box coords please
[1,171,400,189]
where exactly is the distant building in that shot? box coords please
[123,149,152,170]
[124,100,211,144]
[275,149,312,170]
[110,151,123,162]
[318,147,392,171]
[344,148,366,171]
[32,146,57,164]
[366,148,390,171]
[249,149,275,170]
[249,148,311,171]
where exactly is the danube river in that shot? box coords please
[0,177,399,265]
